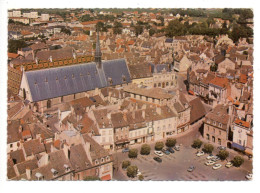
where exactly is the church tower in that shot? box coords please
[95,30,102,68]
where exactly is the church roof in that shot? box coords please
[25,59,131,102]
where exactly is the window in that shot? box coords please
[10,144,13,148]
[206,134,210,140]
[207,126,209,131]
[213,121,216,126]
[219,131,221,135]
[61,96,63,103]
[47,99,51,109]
[106,156,110,161]
[101,158,104,163]
[218,138,221,145]
[239,139,242,145]
[213,129,215,133]
[154,83,157,87]
[212,136,215,143]
[95,160,99,165]
[219,123,222,128]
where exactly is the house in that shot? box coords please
[203,104,233,147]
[218,58,236,74]
[232,118,252,153]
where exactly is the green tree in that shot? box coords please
[127,165,138,178]
[80,14,93,22]
[8,39,28,53]
[128,148,138,158]
[203,143,214,154]
[122,160,131,169]
[96,22,107,32]
[165,19,186,37]
[149,28,156,36]
[83,176,100,181]
[138,174,144,181]
[113,21,123,35]
[192,139,203,149]
[140,144,151,155]
[232,156,244,167]
[165,138,177,148]
[155,142,164,151]
[217,150,229,160]
[134,24,144,36]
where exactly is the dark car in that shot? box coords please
[167,147,175,153]
[162,148,170,155]
[187,165,195,172]
[153,157,162,163]
[122,148,129,153]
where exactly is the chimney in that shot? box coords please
[63,143,70,159]
[228,101,233,116]
[26,168,32,180]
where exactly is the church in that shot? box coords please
[19,32,132,113]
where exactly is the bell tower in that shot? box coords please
[95,30,102,69]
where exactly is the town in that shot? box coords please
[7,8,253,181]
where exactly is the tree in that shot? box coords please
[138,174,144,181]
[122,160,131,169]
[217,150,229,160]
[8,39,28,53]
[83,176,100,181]
[134,24,144,36]
[61,28,71,35]
[128,148,138,158]
[166,138,177,148]
[80,14,93,22]
[232,156,244,167]
[149,28,156,36]
[155,142,164,151]
[140,144,151,155]
[203,143,214,154]
[113,21,123,35]
[96,22,107,32]
[126,165,138,178]
[192,139,203,149]
[165,19,186,37]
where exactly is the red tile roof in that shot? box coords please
[209,77,229,88]
[101,174,111,181]
[239,74,247,84]
[234,118,250,128]
[8,52,19,59]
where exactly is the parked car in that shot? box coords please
[162,148,170,155]
[196,151,205,157]
[211,156,220,162]
[122,148,129,153]
[153,157,162,163]
[174,145,180,151]
[212,163,222,170]
[218,146,226,150]
[167,147,175,153]
[154,151,164,157]
[246,173,253,180]
[187,165,195,172]
[205,160,216,166]
[206,154,215,160]
[225,162,233,168]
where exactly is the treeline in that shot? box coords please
[164,19,253,43]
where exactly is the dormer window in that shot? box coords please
[106,156,110,161]
[35,172,44,180]
[72,74,74,78]
[95,160,99,165]
[213,121,216,126]
[219,123,222,128]
[101,158,104,163]
[122,75,126,82]
[64,164,70,172]
[108,77,113,85]
[64,75,67,79]
[56,76,58,81]
[51,168,58,177]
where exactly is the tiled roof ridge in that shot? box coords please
[15,55,95,72]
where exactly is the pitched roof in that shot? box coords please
[234,118,250,128]
[25,59,131,102]
[189,98,207,123]
[209,77,229,88]
[23,139,46,156]
[10,149,25,164]
[8,66,22,95]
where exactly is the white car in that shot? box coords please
[205,160,216,166]
[225,162,233,168]
[206,154,215,160]
[246,173,253,180]
[196,151,205,157]
[154,151,164,157]
[212,163,222,170]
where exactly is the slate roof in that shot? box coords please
[25,59,131,102]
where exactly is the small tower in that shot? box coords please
[95,30,102,69]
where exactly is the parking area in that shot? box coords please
[113,145,252,181]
